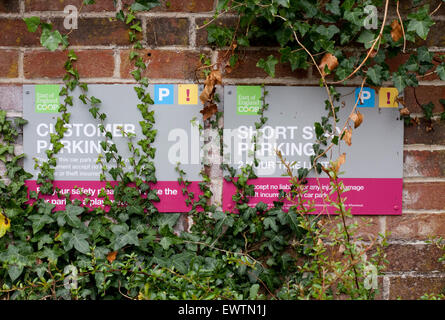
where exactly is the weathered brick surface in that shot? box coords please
[0,19,41,46]
[122,0,215,12]
[404,150,445,178]
[0,85,22,111]
[52,18,136,46]
[120,49,202,79]
[25,0,115,12]
[403,182,445,210]
[0,50,18,78]
[146,18,190,46]
[386,214,445,241]
[385,244,444,272]
[24,50,115,78]
[404,119,445,145]
[218,50,308,79]
[196,17,239,47]
[389,276,445,300]
[404,86,445,114]
[0,0,20,12]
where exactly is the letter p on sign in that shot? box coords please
[155,84,174,104]
[354,87,375,108]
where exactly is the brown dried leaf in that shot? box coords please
[338,244,346,254]
[390,19,403,42]
[318,53,338,77]
[350,110,364,129]
[399,107,410,116]
[200,70,222,105]
[200,103,218,121]
[342,128,352,146]
[333,153,346,173]
[107,251,118,263]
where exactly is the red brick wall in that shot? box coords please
[0,0,444,299]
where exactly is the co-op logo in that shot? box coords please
[238,106,260,113]
[35,85,61,113]
[36,103,59,113]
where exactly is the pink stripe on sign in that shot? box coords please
[223,177,402,215]
[25,180,202,212]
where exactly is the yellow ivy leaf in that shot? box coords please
[0,214,11,238]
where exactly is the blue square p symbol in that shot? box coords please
[154,85,174,104]
[355,87,375,108]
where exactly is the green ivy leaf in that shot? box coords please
[326,0,341,16]
[366,65,382,86]
[407,6,434,40]
[436,63,445,80]
[28,213,54,234]
[24,17,41,32]
[256,55,278,78]
[131,0,161,12]
[61,230,90,254]
[276,0,290,8]
[40,29,63,51]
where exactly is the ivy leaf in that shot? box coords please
[256,55,278,78]
[8,265,23,282]
[24,17,41,32]
[264,217,278,232]
[62,230,90,254]
[417,46,433,63]
[407,6,434,40]
[28,213,54,234]
[436,63,445,80]
[357,30,376,49]
[366,65,382,85]
[326,0,341,16]
[276,0,290,8]
[61,204,84,228]
[217,0,230,12]
[40,29,63,51]
[131,0,161,12]
[83,0,96,4]
[113,230,139,250]
[422,102,434,120]
[170,252,194,274]
[155,213,181,231]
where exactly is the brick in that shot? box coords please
[389,276,445,300]
[0,19,41,46]
[386,214,445,241]
[122,0,215,12]
[404,86,445,114]
[218,50,308,79]
[421,20,445,48]
[25,0,115,12]
[196,17,239,47]
[404,150,445,178]
[389,0,445,16]
[403,182,445,210]
[0,85,22,111]
[385,244,444,272]
[52,18,136,46]
[146,18,189,46]
[120,49,202,79]
[24,50,115,79]
[0,0,20,12]
[0,50,18,78]
[404,119,445,145]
